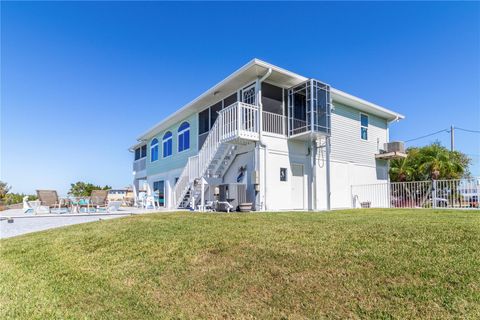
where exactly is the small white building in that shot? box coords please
[130,59,404,211]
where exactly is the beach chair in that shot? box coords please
[90,190,109,212]
[36,190,68,213]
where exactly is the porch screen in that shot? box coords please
[288,79,331,136]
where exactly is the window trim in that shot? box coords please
[241,83,257,105]
[150,138,159,162]
[360,113,369,141]
[162,131,173,158]
[177,122,190,153]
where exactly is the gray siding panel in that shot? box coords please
[330,102,388,166]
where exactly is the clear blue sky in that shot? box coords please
[2,1,479,195]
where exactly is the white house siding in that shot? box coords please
[329,102,390,208]
[261,135,318,211]
[147,167,183,209]
[140,101,392,211]
[330,102,388,166]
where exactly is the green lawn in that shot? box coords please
[1,209,479,319]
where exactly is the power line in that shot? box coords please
[404,126,480,144]
[456,127,480,134]
[405,129,448,143]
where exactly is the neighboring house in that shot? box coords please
[130,59,404,211]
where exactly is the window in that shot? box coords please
[360,114,368,140]
[262,82,283,114]
[150,138,159,162]
[135,145,147,160]
[153,180,165,207]
[223,93,237,109]
[178,122,190,152]
[242,84,256,105]
[163,131,173,157]
[280,168,287,181]
[198,108,210,135]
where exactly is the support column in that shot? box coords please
[312,139,318,211]
[254,144,261,211]
[200,178,205,212]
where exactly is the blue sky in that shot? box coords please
[2,1,479,194]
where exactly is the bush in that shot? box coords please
[3,193,37,205]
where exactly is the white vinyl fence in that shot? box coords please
[351,178,480,209]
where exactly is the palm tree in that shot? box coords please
[418,143,464,180]
[389,142,469,182]
[390,157,414,182]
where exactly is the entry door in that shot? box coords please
[291,164,304,209]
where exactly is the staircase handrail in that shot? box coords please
[173,102,258,207]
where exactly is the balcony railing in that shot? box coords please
[220,102,260,142]
[262,111,286,136]
[291,118,308,136]
[133,158,146,172]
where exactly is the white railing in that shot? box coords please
[263,111,286,135]
[351,178,480,209]
[291,118,308,136]
[173,102,260,207]
[133,158,146,172]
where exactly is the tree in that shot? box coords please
[389,142,471,182]
[68,182,111,197]
[0,181,11,201]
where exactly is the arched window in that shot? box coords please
[150,138,159,162]
[162,131,173,158]
[177,122,190,152]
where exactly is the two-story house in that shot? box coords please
[130,59,404,211]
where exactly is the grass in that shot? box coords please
[1,209,479,319]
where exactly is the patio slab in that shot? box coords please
[0,207,171,239]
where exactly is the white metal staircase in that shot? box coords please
[173,102,260,209]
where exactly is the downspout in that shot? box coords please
[256,68,272,211]
[326,136,331,210]
[385,115,399,208]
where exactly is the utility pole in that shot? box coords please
[450,125,455,151]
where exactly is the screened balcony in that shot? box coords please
[288,79,331,140]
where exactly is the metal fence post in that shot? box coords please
[432,179,437,209]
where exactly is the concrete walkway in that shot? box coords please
[0,207,168,239]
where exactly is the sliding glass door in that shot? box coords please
[153,180,165,207]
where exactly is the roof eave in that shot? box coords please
[135,59,404,142]
[331,88,405,122]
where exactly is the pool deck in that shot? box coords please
[0,207,177,239]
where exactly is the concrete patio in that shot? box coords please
[0,207,176,239]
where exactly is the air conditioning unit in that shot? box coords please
[218,183,247,212]
[384,141,405,153]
